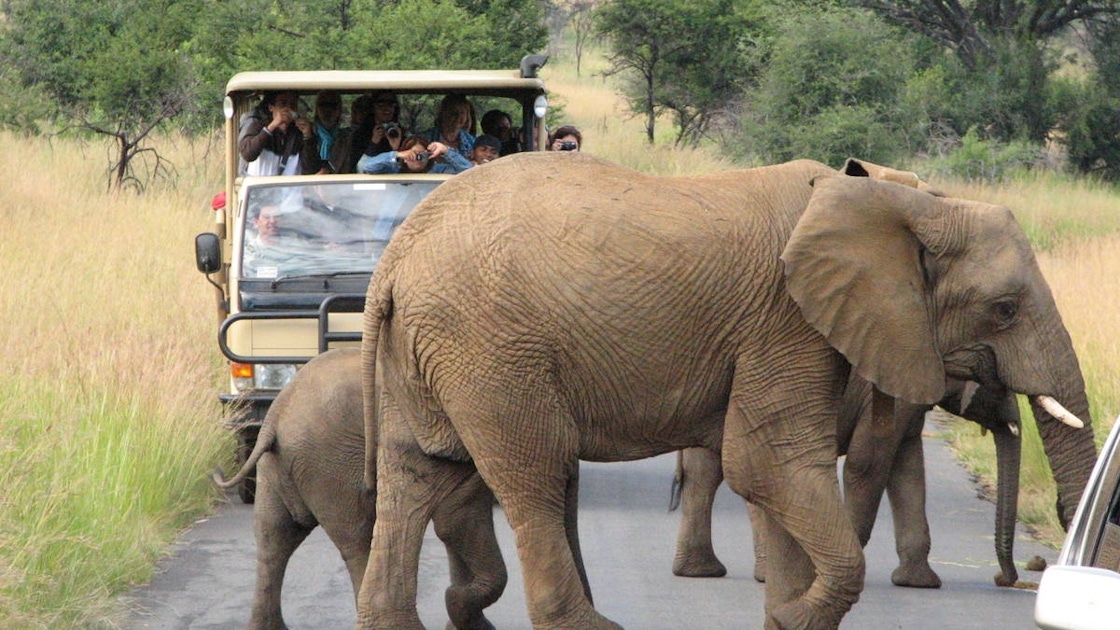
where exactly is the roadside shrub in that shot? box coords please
[923,128,1046,183]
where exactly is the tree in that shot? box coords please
[735,5,918,165]
[596,0,764,144]
[1053,13,1120,179]
[855,1,1120,142]
[0,0,203,190]
[856,1,1120,70]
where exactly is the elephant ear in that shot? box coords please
[841,157,944,195]
[782,174,945,405]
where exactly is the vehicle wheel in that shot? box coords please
[235,428,258,504]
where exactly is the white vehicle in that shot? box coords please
[1034,415,1120,630]
[195,56,550,502]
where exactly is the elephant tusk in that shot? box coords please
[1008,422,1020,437]
[1035,395,1085,429]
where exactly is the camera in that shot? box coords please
[559,140,578,151]
[380,122,402,139]
[396,151,429,167]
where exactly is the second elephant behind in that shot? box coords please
[672,372,1092,589]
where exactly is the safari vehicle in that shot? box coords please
[195,55,550,502]
[1034,414,1120,630]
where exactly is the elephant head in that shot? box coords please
[782,173,1097,529]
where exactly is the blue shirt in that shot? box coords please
[356,148,473,175]
[424,128,475,156]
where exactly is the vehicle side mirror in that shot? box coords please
[195,232,222,274]
[1035,565,1120,629]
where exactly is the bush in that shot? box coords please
[922,128,1046,183]
[732,6,919,165]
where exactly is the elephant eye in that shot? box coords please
[993,299,1019,327]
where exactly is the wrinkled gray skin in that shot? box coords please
[214,349,506,630]
[359,153,1095,630]
[672,375,1036,588]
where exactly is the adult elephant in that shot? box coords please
[214,348,506,630]
[358,153,1093,630]
[673,373,1092,589]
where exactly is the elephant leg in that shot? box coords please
[314,478,376,607]
[673,446,728,578]
[249,454,315,630]
[564,463,594,603]
[433,469,507,630]
[757,507,817,630]
[883,403,941,588]
[357,397,456,630]
[462,395,620,630]
[842,388,905,547]
[747,502,768,583]
[721,353,863,630]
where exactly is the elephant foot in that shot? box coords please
[994,569,1018,587]
[753,559,767,583]
[890,562,942,589]
[672,549,727,578]
[445,617,495,630]
[767,600,840,630]
[445,587,500,630]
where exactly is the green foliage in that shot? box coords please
[1051,15,1120,181]
[922,127,1045,183]
[735,6,916,165]
[0,0,549,186]
[595,0,766,144]
[1052,78,1120,181]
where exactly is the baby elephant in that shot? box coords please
[214,348,506,630]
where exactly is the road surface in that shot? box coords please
[119,417,1052,629]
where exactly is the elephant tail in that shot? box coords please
[211,414,279,490]
[668,449,684,512]
[362,270,394,491]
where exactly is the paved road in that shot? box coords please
[119,417,1052,629]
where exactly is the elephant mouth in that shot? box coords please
[941,343,998,385]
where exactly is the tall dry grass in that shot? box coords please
[0,132,231,627]
[541,56,735,174]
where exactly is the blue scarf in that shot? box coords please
[316,122,338,161]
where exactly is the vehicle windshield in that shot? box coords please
[239,180,439,279]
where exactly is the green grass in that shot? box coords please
[0,379,229,627]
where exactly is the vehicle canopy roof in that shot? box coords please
[225,68,546,98]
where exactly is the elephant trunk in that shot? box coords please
[991,424,1021,587]
[1002,304,1097,531]
[1029,385,1096,530]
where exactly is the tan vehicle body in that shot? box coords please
[196,57,549,501]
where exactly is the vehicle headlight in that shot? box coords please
[231,362,298,392]
[253,363,298,391]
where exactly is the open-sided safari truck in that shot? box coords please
[195,55,550,502]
